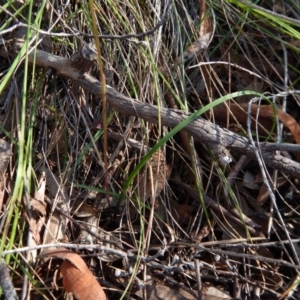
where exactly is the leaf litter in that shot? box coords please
[1,0,300,299]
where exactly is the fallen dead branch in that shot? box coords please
[2,41,300,177]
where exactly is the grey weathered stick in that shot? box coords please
[0,259,18,300]
[7,42,300,178]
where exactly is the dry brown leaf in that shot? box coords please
[32,172,47,214]
[212,103,300,143]
[180,0,213,61]
[28,173,47,260]
[135,148,171,203]
[39,167,69,247]
[43,211,66,245]
[41,248,106,300]
[189,2,212,56]
[276,109,300,144]
[47,119,67,155]
[38,166,69,203]
[256,175,287,206]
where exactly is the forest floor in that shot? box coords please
[1,0,300,299]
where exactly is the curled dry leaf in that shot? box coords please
[41,248,106,300]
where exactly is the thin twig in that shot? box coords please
[0,2,171,40]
